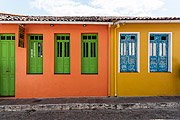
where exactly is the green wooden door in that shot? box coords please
[29,35,43,74]
[55,34,70,74]
[0,34,15,96]
[81,34,98,74]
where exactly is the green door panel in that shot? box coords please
[55,42,64,73]
[64,42,70,73]
[0,34,15,96]
[9,42,15,96]
[82,42,90,73]
[1,42,9,96]
[64,57,70,73]
[55,34,70,74]
[81,34,98,74]
[29,35,43,74]
[89,42,98,73]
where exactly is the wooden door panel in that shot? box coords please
[0,34,15,96]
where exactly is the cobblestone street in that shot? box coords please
[1,108,180,120]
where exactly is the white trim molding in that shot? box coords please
[148,32,172,73]
[118,32,140,73]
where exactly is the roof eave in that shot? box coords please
[114,20,180,25]
[0,21,113,25]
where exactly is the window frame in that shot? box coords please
[28,34,43,74]
[54,34,70,74]
[118,32,140,73]
[81,33,98,74]
[148,32,172,73]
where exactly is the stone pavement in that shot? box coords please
[0,96,180,112]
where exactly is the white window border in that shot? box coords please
[118,32,140,73]
[148,32,172,73]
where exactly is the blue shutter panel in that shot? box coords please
[120,42,128,72]
[158,34,168,72]
[120,34,137,72]
[150,35,158,72]
[150,34,168,72]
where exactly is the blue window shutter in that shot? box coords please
[120,34,137,72]
[158,34,168,72]
[150,34,158,72]
[150,34,168,72]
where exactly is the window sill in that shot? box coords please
[81,73,98,75]
[54,73,70,75]
[0,96,15,97]
[27,73,43,75]
[119,72,139,73]
[148,72,172,73]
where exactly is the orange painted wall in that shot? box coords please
[0,24,109,98]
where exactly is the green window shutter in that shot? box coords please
[81,34,98,74]
[29,35,43,74]
[55,34,70,74]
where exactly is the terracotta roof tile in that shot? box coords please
[0,13,180,22]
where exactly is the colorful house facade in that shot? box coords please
[0,14,113,98]
[111,17,180,96]
[1,13,180,98]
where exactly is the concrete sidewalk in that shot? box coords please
[0,96,180,112]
